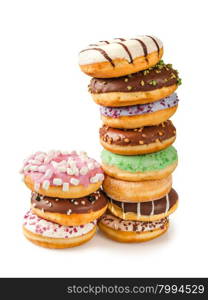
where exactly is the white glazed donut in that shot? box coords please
[23,210,97,248]
[79,36,163,78]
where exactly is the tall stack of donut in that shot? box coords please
[79,35,181,242]
[20,150,108,248]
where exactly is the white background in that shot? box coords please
[0,0,207,277]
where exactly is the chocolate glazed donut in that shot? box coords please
[89,61,181,94]
[31,189,107,215]
[89,61,181,106]
[31,190,108,226]
[108,189,178,221]
[99,120,176,155]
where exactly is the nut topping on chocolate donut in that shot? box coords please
[89,61,181,94]
[99,120,176,147]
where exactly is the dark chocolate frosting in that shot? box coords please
[110,189,178,216]
[99,120,176,146]
[31,190,108,215]
[89,61,181,94]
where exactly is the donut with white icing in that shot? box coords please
[23,210,97,249]
[98,213,169,243]
[103,175,172,202]
[89,61,181,106]
[100,93,179,129]
[79,36,163,78]
[108,189,178,222]
[20,150,104,198]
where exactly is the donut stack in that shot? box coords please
[79,35,181,242]
[20,150,108,248]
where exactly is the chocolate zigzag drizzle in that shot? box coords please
[146,35,160,56]
[99,40,110,44]
[131,38,148,62]
[116,42,133,63]
[114,38,126,41]
[80,47,115,67]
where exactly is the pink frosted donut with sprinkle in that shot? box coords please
[20,150,104,198]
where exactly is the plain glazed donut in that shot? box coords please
[99,120,176,155]
[23,210,97,249]
[101,147,178,181]
[108,188,178,222]
[89,61,181,106]
[79,36,163,78]
[98,213,169,243]
[21,150,104,198]
[31,190,108,226]
[100,93,179,129]
[103,175,172,202]
[102,162,177,182]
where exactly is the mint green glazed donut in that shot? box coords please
[101,146,178,173]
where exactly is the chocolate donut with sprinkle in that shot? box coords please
[89,60,181,106]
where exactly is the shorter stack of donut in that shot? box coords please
[20,150,108,248]
[79,35,181,242]
[99,149,178,242]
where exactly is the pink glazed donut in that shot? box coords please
[20,150,104,198]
